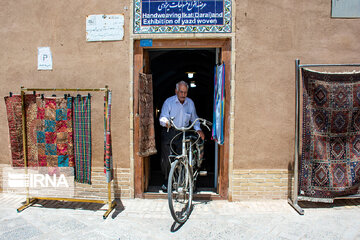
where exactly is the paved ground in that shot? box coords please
[0,193,360,240]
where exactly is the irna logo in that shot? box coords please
[8,173,69,188]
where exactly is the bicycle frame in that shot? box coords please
[167,117,211,223]
[168,132,196,169]
[168,132,193,187]
[168,118,211,178]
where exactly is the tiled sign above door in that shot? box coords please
[134,0,232,34]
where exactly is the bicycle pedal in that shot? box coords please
[199,171,207,176]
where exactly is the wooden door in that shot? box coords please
[134,44,151,197]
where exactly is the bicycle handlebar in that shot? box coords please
[169,117,212,132]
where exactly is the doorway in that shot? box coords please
[133,39,230,199]
[147,48,217,193]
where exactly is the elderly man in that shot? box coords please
[159,81,204,192]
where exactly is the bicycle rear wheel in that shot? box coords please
[168,159,193,223]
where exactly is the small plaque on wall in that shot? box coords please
[86,14,124,41]
[332,0,360,18]
[38,47,52,70]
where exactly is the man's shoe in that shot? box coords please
[161,184,167,193]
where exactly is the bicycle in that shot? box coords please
[167,117,212,223]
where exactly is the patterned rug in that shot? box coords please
[36,97,74,167]
[26,95,39,167]
[4,94,38,167]
[73,95,92,184]
[137,73,157,157]
[300,68,360,200]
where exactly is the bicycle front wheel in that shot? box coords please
[168,159,193,223]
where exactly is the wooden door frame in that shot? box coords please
[133,38,231,199]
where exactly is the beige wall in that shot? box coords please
[1,0,360,182]
[234,0,360,169]
[0,1,131,168]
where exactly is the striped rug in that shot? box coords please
[104,90,113,183]
[73,95,92,184]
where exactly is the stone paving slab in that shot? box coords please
[0,193,360,239]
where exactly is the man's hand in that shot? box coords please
[160,117,170,129]
[197,130,205,140]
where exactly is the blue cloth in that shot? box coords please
[212,63,225,144]
[159,95,201,131]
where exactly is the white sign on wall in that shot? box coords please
[332,0,360,18]
[86,14,124,41]
[38,47,53,70]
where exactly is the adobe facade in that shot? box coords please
[1,0,359,201]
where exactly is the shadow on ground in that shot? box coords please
[23,199,105,211]
[111,198,125,219]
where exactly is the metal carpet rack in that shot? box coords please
[288,59,360,215]
[16,86,116,219]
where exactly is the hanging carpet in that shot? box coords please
[212,63,225,145]
[4,94,38,167]
[300,68,360,200]
[137,73,157,157]
[73,95,92,184]
[27,95,39,167]
[104,90,113,183]
[36,97,74,167]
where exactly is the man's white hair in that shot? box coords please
[176,81,189,91]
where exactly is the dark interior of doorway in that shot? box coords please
[147,48,217,193]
